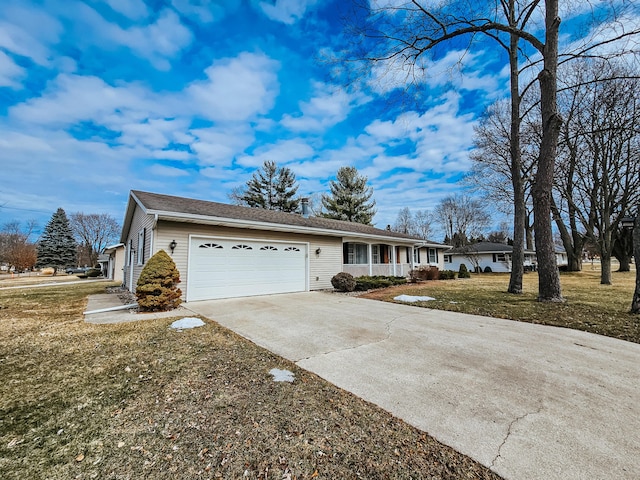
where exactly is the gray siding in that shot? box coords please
[122,206,155,291]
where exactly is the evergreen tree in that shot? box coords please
[238,160,300,213]
[321,166,376,224]
[36,208,77,273]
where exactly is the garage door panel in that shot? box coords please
[188,237,307,301]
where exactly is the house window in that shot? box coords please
[413,248,421,264]
[137,229,145,265]
[345,243,368,264]
[428,248,437,263]
[494,253,507,262]
[372,245,381,264]
[444,255,452,263]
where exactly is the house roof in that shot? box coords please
[448,242,535,255]
[122,190,447,247]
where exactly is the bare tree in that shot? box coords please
[343,0,640,301]
[413,209,433,240]
[435,194,490,247]
[0,220,38,272]
[70,213,121,267]
[393,207,414,234]
[631,213,640,314]
[555,60,640,284]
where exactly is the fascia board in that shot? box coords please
[153,211,421,245]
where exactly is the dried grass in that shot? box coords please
[362,267,640,344]
[0,283,500,479]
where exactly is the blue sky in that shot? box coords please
[0,0,634,240]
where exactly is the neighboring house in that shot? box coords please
[445,242,537,273]
[120,190,449,301]
[102,243,125,282]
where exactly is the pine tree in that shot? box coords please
[321,166,376,225]
[36,208,77,273]
[239,160,300,213]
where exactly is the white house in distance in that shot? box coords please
[445,242,537,273]
[100,243,125,282]
[120,190,449,301]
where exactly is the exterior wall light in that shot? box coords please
[315,247,321,255]
[169,240,177,254]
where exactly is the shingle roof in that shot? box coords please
[130,190,445,245]
[448,241,535,254]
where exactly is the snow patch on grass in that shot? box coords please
[170,317,206,330]
[270,368,295,383]
[394,295,436,302]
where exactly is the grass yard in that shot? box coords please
[362,268,640,344]
[0,282,500,480]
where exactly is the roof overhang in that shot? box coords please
[155,212,424,245]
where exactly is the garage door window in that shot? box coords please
[260,245,278,251]
[199,243,223,249]
[285,246,300,252]
[232,244,252,250]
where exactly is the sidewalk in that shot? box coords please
[83,292,191,324]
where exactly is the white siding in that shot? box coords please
[154,221,343,299]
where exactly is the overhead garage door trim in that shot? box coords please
[186,235,309,301]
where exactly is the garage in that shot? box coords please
[187,236,308,301]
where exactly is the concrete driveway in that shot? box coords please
[185,291,640,480]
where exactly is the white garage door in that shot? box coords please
[187,237,307,301]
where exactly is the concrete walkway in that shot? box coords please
[84,293,191,324]
[184,291,640,480]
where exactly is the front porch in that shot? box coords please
[342,242,414,277]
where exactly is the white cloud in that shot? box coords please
[147,164,190,177]
[119,118,190,149]
[9,74,162,127]
[0,51,25,87]
[72,4,193,70]
[171,0,240,23]
[257,0,317,24]
[0,4,62,66]
[236,139,315,168]
[281,82,369,132]
[105,0,149,20]
[186,52,280,122]
[189,125,256,167]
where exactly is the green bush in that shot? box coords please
[136,250,182,312]
[483,266,493,273]
[438,270,457,280]
[354,275,407,291]
[458,263,471,279]
[331,272,356,292]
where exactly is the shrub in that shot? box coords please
[483,266,493,273]
[409,266,439,281]
[136,250,182,312]
[331,272,356,292]
[354,275,407,291]
[438,270,456,280]
[425,266,439,280]
[458,263,471,279]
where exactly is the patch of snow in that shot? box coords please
[170,317,206,330]
[394,295,436,302]
[269,368,295,383]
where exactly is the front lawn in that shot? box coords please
[0,283,500,479]
[362,268,640,344]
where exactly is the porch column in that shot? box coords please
[392,245,396,276]
[368,243,373,276]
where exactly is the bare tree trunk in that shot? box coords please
[533,2,563,302]
[631,214,640,314]
[600,253,612,285]
[525,214,534,250]
[508,17,524,294]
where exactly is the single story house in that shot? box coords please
[445,242,537,273]
[100,243,125,282]
[120,190,449,301]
